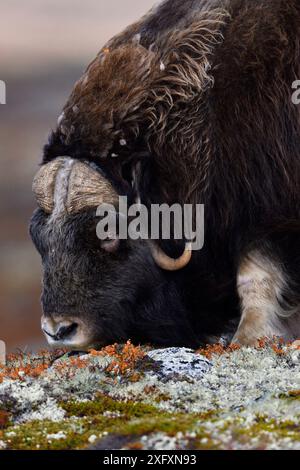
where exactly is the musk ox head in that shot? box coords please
[30,157,192,350]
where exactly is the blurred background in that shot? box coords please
[0,0,154,352]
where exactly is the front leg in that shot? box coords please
[233,250,294,346]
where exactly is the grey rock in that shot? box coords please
[147,347,211,379]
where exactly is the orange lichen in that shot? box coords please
[257,337,269,349]
[0,362,49,383]
[52,356,89,379]
[271,344,285,356]
[197,343,241,360]
[257,337,286,353]
[65,356,88,370]
[0,349,67,383]
[197,337,298,359]
[258,337,288,356]
[0,343,145,383]
[90,341,145,377]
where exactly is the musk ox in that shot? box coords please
[30,0,300,350]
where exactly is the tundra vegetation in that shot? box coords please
[0,340,299,450]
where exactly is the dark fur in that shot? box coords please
[31,0,300,347]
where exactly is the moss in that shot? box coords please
[252,416,300,438]
[117,414,195,436]
[3,414,196,450]
[61,394,159,419]
[3,418,105,450]
[4,405,299,450]
[61,395,204,443]
[2,394,220,450]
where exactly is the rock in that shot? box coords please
[147,347,212,379]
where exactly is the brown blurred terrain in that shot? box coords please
[0,0,154,352]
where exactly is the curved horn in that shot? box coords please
[150,242,192,271]
[32,157,118,214]
[66,161,118,213]
[32,158,67,213]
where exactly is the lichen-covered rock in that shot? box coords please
[0,341,299,450]
[147,348,211,379]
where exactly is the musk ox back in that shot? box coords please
[30,0,300,350]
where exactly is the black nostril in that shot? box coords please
[54,323,78,341]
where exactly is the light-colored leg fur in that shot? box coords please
[233,251,300,346]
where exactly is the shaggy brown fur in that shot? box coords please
[59,8,230,205]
